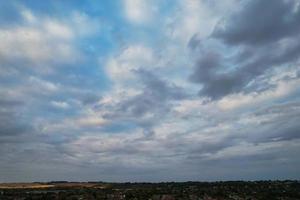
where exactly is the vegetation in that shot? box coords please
[0,180,299,200]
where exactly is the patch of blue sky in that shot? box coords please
[102,120,139,134]
[0,1,24,26]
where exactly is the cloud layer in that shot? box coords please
[0,0,299,182]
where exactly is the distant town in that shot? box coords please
[0,180,299,200]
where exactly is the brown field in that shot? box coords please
[0,182,107,189]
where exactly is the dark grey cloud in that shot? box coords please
[0,97,31,138]
[0,113,30,137]
[249,102,300,143]
[191,40,300,99]
[122,70,185,117]
[189,0,300,100]
[80,93,101,105]
[102,70,186,130]
[189,51,244,99]
[213,0,300,46]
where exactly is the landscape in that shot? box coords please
[1,181,300,200]
[1,0,300,199]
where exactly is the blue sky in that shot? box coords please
[0,0,300,182]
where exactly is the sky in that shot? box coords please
[0,0,300,182]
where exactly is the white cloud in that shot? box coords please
[40,114,108,134]
[166,0,215,44]
[69,11,101,36]
[218,78,300,110]
[76,116,108,127]
[44,19,74,39]
[105,45,154,86]
[0,26,76,70]
[20,8,37,24]
[0,8,100,72]
[164,0,239,47]
[51,101,70,109]
[123,0,157,24]
[29,76,59,92]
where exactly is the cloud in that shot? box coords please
[0,17,77,68]
[213,0,300,46]
[217,77,300,110]
[51,101,70,109]
[100,70,186,132]
[0,105,28,138]
[168,0,218,44]
[189,51,244,99]
[105,45,154,85]
[0,7,100,74]
[29,76,60,93]
[248,102,300,142]
[53,97,300,181]
[0,94,35,145]
[123,0,157,24]
[1,0,300,182]
[189,0,300,100]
